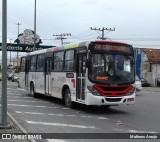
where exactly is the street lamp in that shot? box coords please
[33,0,36,51]
[9,39,12,68]
[15,23,21,72]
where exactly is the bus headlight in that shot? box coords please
[126,87,135,96]
[87,86,100,96]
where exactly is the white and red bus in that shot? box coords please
[19,40,135,108]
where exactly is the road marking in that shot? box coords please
[81,115,92,118]
[18,88,27,91]
[61,107,70,109]
[16,111,65,116]
[113,128,158,133]
[67,115,77,117]
[7,93,21,95]
[7,96,31,98]
[15,111,95,120]
[26,121,96,129]
[128,130,157,133]
[47,140,66,142]
[97,117,108,120]
[8,104,57,108]
[7,88,26,91]
[0,96,30,98]
[8,100,49,103]
[16,111,46,115]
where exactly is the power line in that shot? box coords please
[53,33,71,45]
[73,28,91,37]
[91,27,115,40]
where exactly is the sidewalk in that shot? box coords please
[0,108,31,142]
[142,87,160,92]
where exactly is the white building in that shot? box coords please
[141,48,160,86]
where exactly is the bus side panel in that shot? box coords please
[50,72,76,101]
[28,72,36,92]
[35,72,45,94]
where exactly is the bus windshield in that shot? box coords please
[88,54,135,85]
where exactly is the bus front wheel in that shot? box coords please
[64,89,73,108]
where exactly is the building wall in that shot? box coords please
[141,58,160,86]
[134,48,160,86]
[134,49,142,78]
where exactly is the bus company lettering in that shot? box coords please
[95,44,126,51]
[54,77,66,82]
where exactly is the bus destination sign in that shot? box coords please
[91,43,132,54]
[95,44,126,51]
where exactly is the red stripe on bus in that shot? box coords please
[71,79,75,88]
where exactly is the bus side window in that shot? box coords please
[53,52,64,71]
[64,50,75,71]
[36,54,45,71]
[20,57,26,72]
[30,55,37,71]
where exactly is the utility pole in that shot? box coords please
[53,33,71,45]
[15,23,21,73]
[33,0,36,51]
[9,39,12,68]
[0,0,10,129]
[91,27,115,40]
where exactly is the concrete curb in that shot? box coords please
[7,111,37,142]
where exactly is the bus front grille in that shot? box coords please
[93,84,133,97]
[105,98,122,102]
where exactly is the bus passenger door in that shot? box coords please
[45,58,52,95]
[25,60,30,90]
[77,54,86,101]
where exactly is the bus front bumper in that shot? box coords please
[86,93,135,106]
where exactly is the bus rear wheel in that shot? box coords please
[64,89,73,108]
[30,83,37,98]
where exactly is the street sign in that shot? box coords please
[0,43,52,52]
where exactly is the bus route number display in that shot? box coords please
[93,44,131,53]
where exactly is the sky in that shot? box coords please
[0,0,160,60]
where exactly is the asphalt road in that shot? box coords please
[1,81,160,142]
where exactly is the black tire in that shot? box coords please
[30,83,37,98]
[101,105,111,109]
[64,88,73,108]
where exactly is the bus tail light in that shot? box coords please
[126,87,135,96]
[87,86,100,96]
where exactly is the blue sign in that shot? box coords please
[114,55,119,60]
